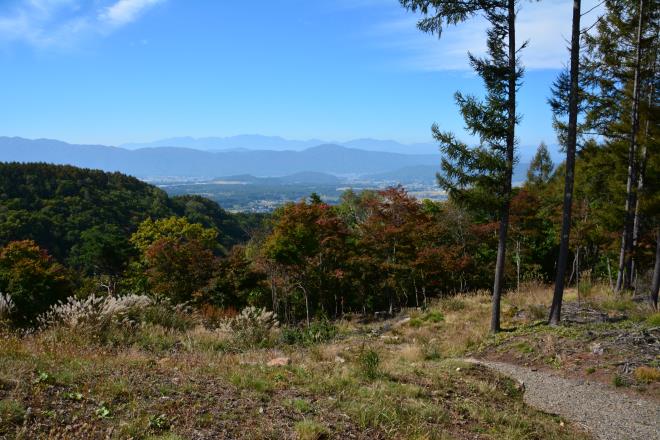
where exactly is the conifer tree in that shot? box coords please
[582,0,659,292]
[526,142,554,187]
[400,0,523,332]
[547,0,582,325]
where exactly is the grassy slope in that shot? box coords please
[2,284,656,439]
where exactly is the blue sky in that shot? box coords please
[0,0,602,157]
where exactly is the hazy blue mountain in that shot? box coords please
[121,135,438,155]
[120,135,560,160]
[121,135,326,151]
[0,137,438,179]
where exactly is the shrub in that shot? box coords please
[357,348,381,380]
[280,320,337,346]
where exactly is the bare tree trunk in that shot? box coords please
[297,283,310,327]
[616,0,645,292]
[491,0,517,334]
[549,0,581,326]
[631,41,657,283]
[569,251,577,286]
[607,256,614,292]
[516,240,521,292]
[576,246,581,307]
[651,228,660,309]
[413,277,419,308]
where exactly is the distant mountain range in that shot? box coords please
[0,137,532,184]
[121,135,438,155]
[0,137,441,179]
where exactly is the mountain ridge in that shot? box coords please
[120,135,438,155]
[0,137,439,179]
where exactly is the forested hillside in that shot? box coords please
[0,163,249,261]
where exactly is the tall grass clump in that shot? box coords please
[38,294,153,330]
[219,306,279,348]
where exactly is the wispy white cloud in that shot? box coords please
[0,0,165,48]
[365,0,604,71]
[99,0,164,28]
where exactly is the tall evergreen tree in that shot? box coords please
[400,0,523,332]
[548,0,582,326]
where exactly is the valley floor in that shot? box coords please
[0,285,658,439]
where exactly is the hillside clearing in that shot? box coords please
[1,284,657,439]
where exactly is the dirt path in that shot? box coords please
[463,358,660,440]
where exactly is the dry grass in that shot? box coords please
[0,299,593,439]
[634,366,660,384]
[6,283,653,438]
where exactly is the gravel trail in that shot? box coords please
[463,358,660,440]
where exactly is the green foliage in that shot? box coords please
[0,164,253,301]
[68,224,134,277]
[0,163,171,261]
[422,6,521,219]
[169,195,248,251]
[130,216,218,255]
